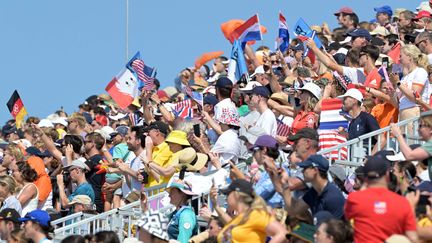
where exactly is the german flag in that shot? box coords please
[6,90,27,128]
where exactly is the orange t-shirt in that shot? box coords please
[364,68,382,89]
[27,156,52,203]
[371,102,398,128]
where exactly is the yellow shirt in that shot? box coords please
[146,142,173,187]
[217,209,274,243]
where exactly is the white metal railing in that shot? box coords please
[318,116,421,167]
[53,162,248,241]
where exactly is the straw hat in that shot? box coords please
[165,130,190,146]
[172,147,208,172]
[270,92,289,106]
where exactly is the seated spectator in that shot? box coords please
[0,175,21,214]
[68,195,95,214]
[19,209,53,243]
[0,208,21,241]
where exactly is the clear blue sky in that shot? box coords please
[0,0,420,124]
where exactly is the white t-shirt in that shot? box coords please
[399,67,430,110]
[254,109,277,137]
[342,66,366,84]
[121,151,140,197]
[428,53,432,65]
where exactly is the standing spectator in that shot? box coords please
[374,5,393,27]
[290,83,321,136]
[360,45,382,89]
[347,28,371,50]
[390,44,430,135]
[334,7,358,30]
[249,86,277,136]
[56,160,95,212]
[83,132,106,213]
[209,77,238,135]
[345,153,418,242]
[415,31,432,64]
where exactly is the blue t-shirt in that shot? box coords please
[348,111,380,141]
[68,182,95,203]
[302,182,346,219]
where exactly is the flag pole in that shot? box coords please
[125,0,129,62]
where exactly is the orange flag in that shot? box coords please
[194,51,224,69]
[221,19,267,44]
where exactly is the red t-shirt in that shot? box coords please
[364,68,382,89]
[291,111,317,135]
[345,187,416,243]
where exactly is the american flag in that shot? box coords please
[276,119,291,137]
[172,99,193,119]
[131,59,155,91]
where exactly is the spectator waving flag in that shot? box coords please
[276,119,290,137]
[229,14,263,45]
[105,68,139,109]
[126,51,156,91]
[172,99,193,119]
[6,90,28,128]
[278,12,290,52]
[227,40,249,83]
[293,18,323,49]
[318,98,349,161]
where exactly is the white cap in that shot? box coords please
[298,82,322,100]
[370,26,390,36]
[250,65,265,78]
[38,119,54,128]
[95,126,115,140]
[64,159,90,171]
[108,113,127,121]
[203,85,216,95]
[337,88,363,103]
[239,81,262,93]
[51,117,68,127]
[386,152,406,162]
[68,195,92,205]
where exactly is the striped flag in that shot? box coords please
[172,100,193,119]
[127,51,155,91]
[7,90,27,128]
[276,119,291,137]
[319,98,349,161]
[278,12,290,52]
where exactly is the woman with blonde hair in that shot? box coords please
[390,44,431,135]
[0,175,22,214]
[211,179,287,243]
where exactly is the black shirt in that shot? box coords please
[85,154,106,213]
[302,182,346,219]
[348,111,380,141]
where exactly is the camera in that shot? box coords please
[140,170,149,184]
[62,170,71,186]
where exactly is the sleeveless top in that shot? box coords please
[17,183,39,216]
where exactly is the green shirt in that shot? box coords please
[421,139,432,181]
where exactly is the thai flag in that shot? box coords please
[318,98,349,161]
[278,12,290,53]
[230,14,262,44]
[276,119,291,137]
[126,51,156,91]
[172,100,193,119]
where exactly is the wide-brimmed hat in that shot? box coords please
[171,147,208,172]
[215,108,240,127]
[270,92,289,106]
[165,130,191,146]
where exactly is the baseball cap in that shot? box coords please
[110,125,129,138]
[298,82,322,100]
[414,10,432,20]
[64,159,90,172]
[297,154,330,172]
[38,119,54,128]
[337,88,363,103]
[347,28,371,42]
[1,124,17,136]
[203,94,218,106]
[166,179,196,196]
[252,135,278,150]
[220,179,254,196]
[148,121,170,136]
[19,209,51,227]
[364,153,391,178]
[239,81,262,93]
[215,77,233,88]
[334,6,354,16]
[288,128,319,142]
[25,147,52,158]
[0,208,20,224]
[329,165,346,182]
[251,86,270,99]
[68,195,93,205]
[95,126,115,140]
[370,26,390,37]
[250,65,265,78]
[374,5,393,16]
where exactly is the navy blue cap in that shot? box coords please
[25,147,52,158]
[251,86,270,99]
[313,210,335,226]
[203,94,218,106]
[215,77,233,88]
[364,153,391,178]
[347,28,371,42]
[1,124,17,136]
[374,5,392,17]
[297,154,329,172]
